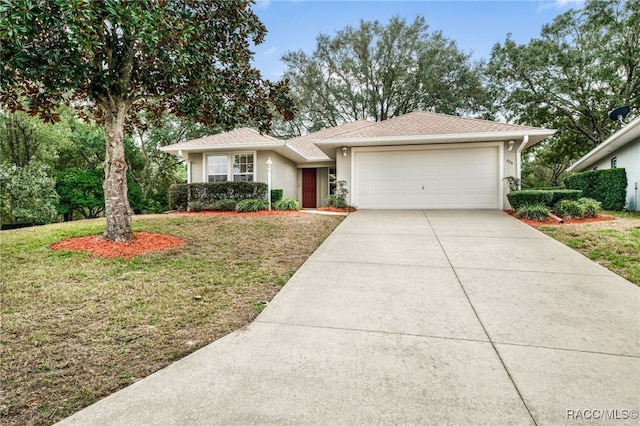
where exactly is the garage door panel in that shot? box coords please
[354,146,499,209]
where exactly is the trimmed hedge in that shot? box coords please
[507,189,583,210]
[550,189,582,205]
[168,182,268,210]
[564,168,627,210]
[271,189,283,203]
[507,190,554,210]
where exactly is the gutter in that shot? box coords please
[516,135,529,190]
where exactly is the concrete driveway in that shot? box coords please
[59,210,639,425]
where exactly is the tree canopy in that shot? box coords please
[1,0,295,240]
[487,0,639,186]
[279,15,489,135]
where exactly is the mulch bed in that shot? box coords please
[51,232,186,259]
[505,210,616,226]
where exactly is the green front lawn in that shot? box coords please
[0,212,344,425]
[538,211,640,285]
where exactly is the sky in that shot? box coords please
[249,0,586,80]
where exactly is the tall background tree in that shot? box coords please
[1,0,294,241]
[487,0,639,187]
[278,15,489,136]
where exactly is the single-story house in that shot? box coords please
[567,115,640,211]
[160,111,555,210]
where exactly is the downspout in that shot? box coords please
[516,135,529,190]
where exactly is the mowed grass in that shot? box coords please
[538,211,640,285]
[0,212,344,425]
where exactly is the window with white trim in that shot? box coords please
[233,154,254,182]
[207,155,228,182]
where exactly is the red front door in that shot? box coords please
[302,168,317,208]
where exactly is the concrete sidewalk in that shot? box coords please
[59,210,639,425]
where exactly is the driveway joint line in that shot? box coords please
[492,341,640,359]
[451,265,618,278]
[422,210,539,426]
[253,319,490,344]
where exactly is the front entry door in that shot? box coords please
[302,168,317,208]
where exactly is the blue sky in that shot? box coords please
[250,0,586,80]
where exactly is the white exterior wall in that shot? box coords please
[335,147,352,205]
[187,153,203,184]
[588,140,640,211]
[256,151,298,200]
[503,139,519,210]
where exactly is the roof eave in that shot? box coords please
[567,116,640,172]
[313,130,556,155]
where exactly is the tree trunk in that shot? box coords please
[102,102,133,242]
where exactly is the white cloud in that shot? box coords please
[264,46,278,57]
[537,0,585,11]
[254,0,271,9]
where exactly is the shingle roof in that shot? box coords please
[163,128,282,149]
[317,111,541,139]
[285,120,374,159]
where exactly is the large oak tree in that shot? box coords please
[487,0,639,186]
[278,15,489,135]
[1,0,294,241]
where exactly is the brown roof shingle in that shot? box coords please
[285,120,374,159]
[317,111,541,139]
[163,128,282,149]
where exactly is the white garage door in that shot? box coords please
[354,145,499,209]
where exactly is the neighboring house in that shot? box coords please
[160,111,555,210]
[567,115,640,211]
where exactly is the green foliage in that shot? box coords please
[325,180,349,208]
[167,184,188,211]
[271,189,284,203]
[488,0,640,187]
[187,201,203,212]
[507,190,554,210]
[235,199,269,213]
[516,203,550,221]
[564,168,627,210]
[212,199,237,212]
[168,182,268,210]
[578,198,602,218]
[0,160,59,224]
[54,168,104,220]
[555,198,602,219]
[280,15,488,133]
[550,189,583,205]
[274,198,300,211]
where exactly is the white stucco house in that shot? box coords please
[567,115,640,211]
[160,111,555,210]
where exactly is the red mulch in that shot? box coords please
[51,232,186,259]
[175,210,302,216]
[505,210,616,226]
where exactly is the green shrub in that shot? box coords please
[550,189,582,205]
[507,190,554,210]
[325,180,349,208]
[554,200,584,219]
[516,203,550,221]
[274,198,300,211]
[236,198,269,212]
[168,182,268,210]
[271,189,283,203]
[188,200,203,212]
[212,199,237,211]
[554,197,602,219]
[167,184,189,210]
[578,198,602,218]
[325,194,347,208]
[564,168,627,210]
